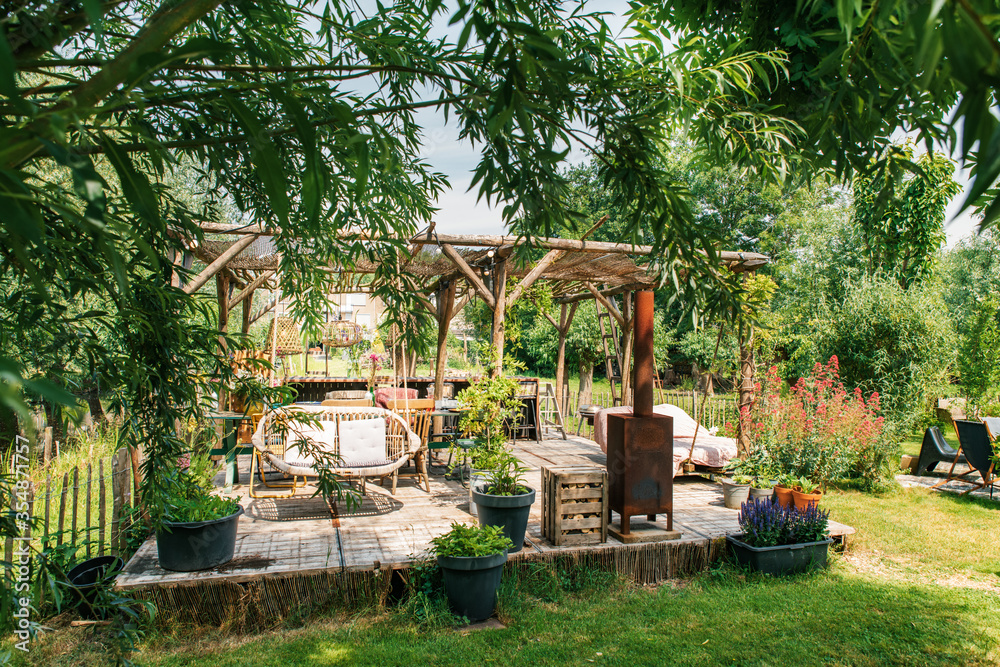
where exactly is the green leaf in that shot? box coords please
[222,93,290,226]
[102,137,162,231]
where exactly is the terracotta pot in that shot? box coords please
[792,488,822,511]
[773,485,795,509]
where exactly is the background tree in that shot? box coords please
[853,146,961,289]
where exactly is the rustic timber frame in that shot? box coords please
[184,225,768,450]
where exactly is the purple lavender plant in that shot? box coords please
[737,497,830,547]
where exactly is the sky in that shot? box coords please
[399,2,983,246]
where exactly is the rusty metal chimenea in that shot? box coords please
[606,291,677,539]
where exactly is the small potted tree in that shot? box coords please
[431,522,513,622]
[454,371,521,514]
[727,498,833,576]
[472,450,535,553]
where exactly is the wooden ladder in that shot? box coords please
[596,300,623,406]
[539,382,567,440]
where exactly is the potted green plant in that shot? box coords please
[430,522,513,622]
[155,467,244,572]
[791,477,823,511]
[749,475,775,502]
[727,497,833,576]
[720,458,753,509]
[772,473,797,508]
[454,371,522,515]
[472,450,535,553]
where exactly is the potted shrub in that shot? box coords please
[472,450,535,553]
[431,522,513,623]
[727,497,833,576]
[720,458,754,509]
[156,470,244,572]
[791,477,823,511]
[454,371,522,516]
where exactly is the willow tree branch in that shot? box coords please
[4,0,224,169]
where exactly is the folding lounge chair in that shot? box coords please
[915,426,966,475]
[933,420,997,497]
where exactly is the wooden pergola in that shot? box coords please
[179,223,768,444]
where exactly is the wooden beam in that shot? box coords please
[440,243,495,310]
[506,249,564,308]
[190,223,770,267]
[585,282,624,327]
[228,269,274,310]
[249,296,278,325]
[554,283,647,305]
[183,234,259,295]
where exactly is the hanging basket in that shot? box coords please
[322,320,363,348]
[266,317,303,356]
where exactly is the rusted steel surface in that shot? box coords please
[607,290,674,535]
[633,290,655,417]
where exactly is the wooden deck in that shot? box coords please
[116,434,854,619]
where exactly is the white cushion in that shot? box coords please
[283,420,337,467]
[338,418,386,465]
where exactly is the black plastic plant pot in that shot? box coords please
[437,551,508,623]
[472,486,536,553]
[726,534,834,576]
[66,556,125,619]
[156,505,244,572]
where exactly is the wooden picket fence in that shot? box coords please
[559,388,737,440]
[3,446,135,579]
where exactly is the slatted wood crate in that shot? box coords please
[542,466,608,546]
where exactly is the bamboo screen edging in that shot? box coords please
[3,446,136,580]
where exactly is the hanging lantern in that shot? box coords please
[265,316,304,356]
[322,320,363,348]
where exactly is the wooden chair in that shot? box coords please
[513,379,540,442]
[249,405,420,498]
[385,398,434,492]
[933,419,997,496]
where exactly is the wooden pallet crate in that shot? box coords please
[542,466,608,546]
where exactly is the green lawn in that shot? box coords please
[11,486,1000,666]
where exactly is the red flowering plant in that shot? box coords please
[737,356,895,491]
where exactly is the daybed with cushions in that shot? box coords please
[593,403,737,474]
[249,405,421,498]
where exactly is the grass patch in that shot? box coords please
[7,486,1000,666]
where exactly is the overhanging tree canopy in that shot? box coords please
[0,1,797,519]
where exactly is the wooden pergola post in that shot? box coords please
[490,258,507,375]
[216,272,231,414]
[433,281,458,400]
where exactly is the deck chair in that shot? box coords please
[385,398,434,492]
[249,405,420,498]
[915,426,966,475]
[933,420,997,497]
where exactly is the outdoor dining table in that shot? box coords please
[206,410,254,492]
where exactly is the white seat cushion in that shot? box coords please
[283,420,338,468]
[338,418,386,466]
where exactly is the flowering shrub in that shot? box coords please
[737,356,896,491]
[737,497,830,547]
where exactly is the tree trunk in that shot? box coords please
[578,358,594,406]
[736,320,755,456]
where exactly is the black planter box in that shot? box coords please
[726,534,833,576]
